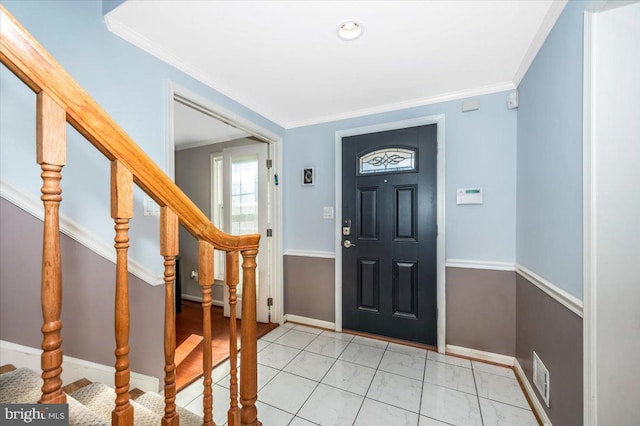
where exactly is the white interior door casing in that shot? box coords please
[585,3,640,424]
[222,143,270,323]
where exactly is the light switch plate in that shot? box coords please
[323,206,334,219]
[143,195,160,216]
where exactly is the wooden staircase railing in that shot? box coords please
[0,5,261,426]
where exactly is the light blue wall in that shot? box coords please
[516,0,586,299]
[285,91,517,263]
[0,0,284,278]
[2,0,524,277]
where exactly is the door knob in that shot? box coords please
[343,240,356,248]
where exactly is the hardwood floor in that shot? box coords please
[175,299,278,391]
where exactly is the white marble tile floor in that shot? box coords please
[177,325,539,425]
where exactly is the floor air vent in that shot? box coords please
[533,351,550,407]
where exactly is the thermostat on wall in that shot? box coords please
[457,188,483,205]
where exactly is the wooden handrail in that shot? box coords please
[0,5,259,252]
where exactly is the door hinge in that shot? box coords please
[267,297,273,307]
[266,159,273,169]
[266,228,273,237]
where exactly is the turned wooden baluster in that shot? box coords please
[36,92,67,404]
[240,248,261,426]
[161,207,179,426]
[199,240,215,426]
[111,160,134,425]
[226,251,241,426]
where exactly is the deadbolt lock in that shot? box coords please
[343,219,352,236]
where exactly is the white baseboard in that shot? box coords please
[181,293,224,307]
[284,314,335,331]
[445,344,515,367]
[0,180,163,286]
[0,340,159,393]
[514,358,553,425]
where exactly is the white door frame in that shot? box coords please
[166,82,284,324]
[583,8,597,425]
[334,115,446,352]
[583,1,638,423]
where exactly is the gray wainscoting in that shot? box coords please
[446,267,516,356]
[516,273,583,426]
[0,198,164,380]
[282,254,583,426]
[283,255,335,322]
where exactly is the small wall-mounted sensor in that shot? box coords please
[462,99,480,112]
[457,188,483,205]
[507,90,519,109]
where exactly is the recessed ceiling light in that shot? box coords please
[337,20,363,41]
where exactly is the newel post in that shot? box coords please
[111,160,134,425]
[36,91,67,404]
[240,249,261,426]
[161,207,179,426]
[198,240,215,426]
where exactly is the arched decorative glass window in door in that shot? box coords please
[359,147,416,174]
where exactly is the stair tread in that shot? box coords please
[67,394,109,426]
[0,367,42,404]
[1,367,205,426]
[0,367,108,425]
[71,383,161,425]
[135,391,203,426]
[62,378,93,395]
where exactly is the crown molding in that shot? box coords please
[285,82,515,129]
[513,1,568,86]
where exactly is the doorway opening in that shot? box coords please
[167,84,283,389]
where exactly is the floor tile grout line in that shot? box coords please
[421,379,479,397]
[349,389,367,425]
[427,355,473,369]
[263,331,350,422]
[234,328,531,425]
[363,393,423,416]
[417,349,429,425]
[477,395,535,411]
[473,366,520,381]
[471,363,485,426]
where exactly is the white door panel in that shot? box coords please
[222,143,269,323]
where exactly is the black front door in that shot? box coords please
[342,125,437,345]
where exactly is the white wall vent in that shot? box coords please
[533,351,550,407]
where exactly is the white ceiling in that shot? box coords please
[173,100,248,149]
[106,1,566,129]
